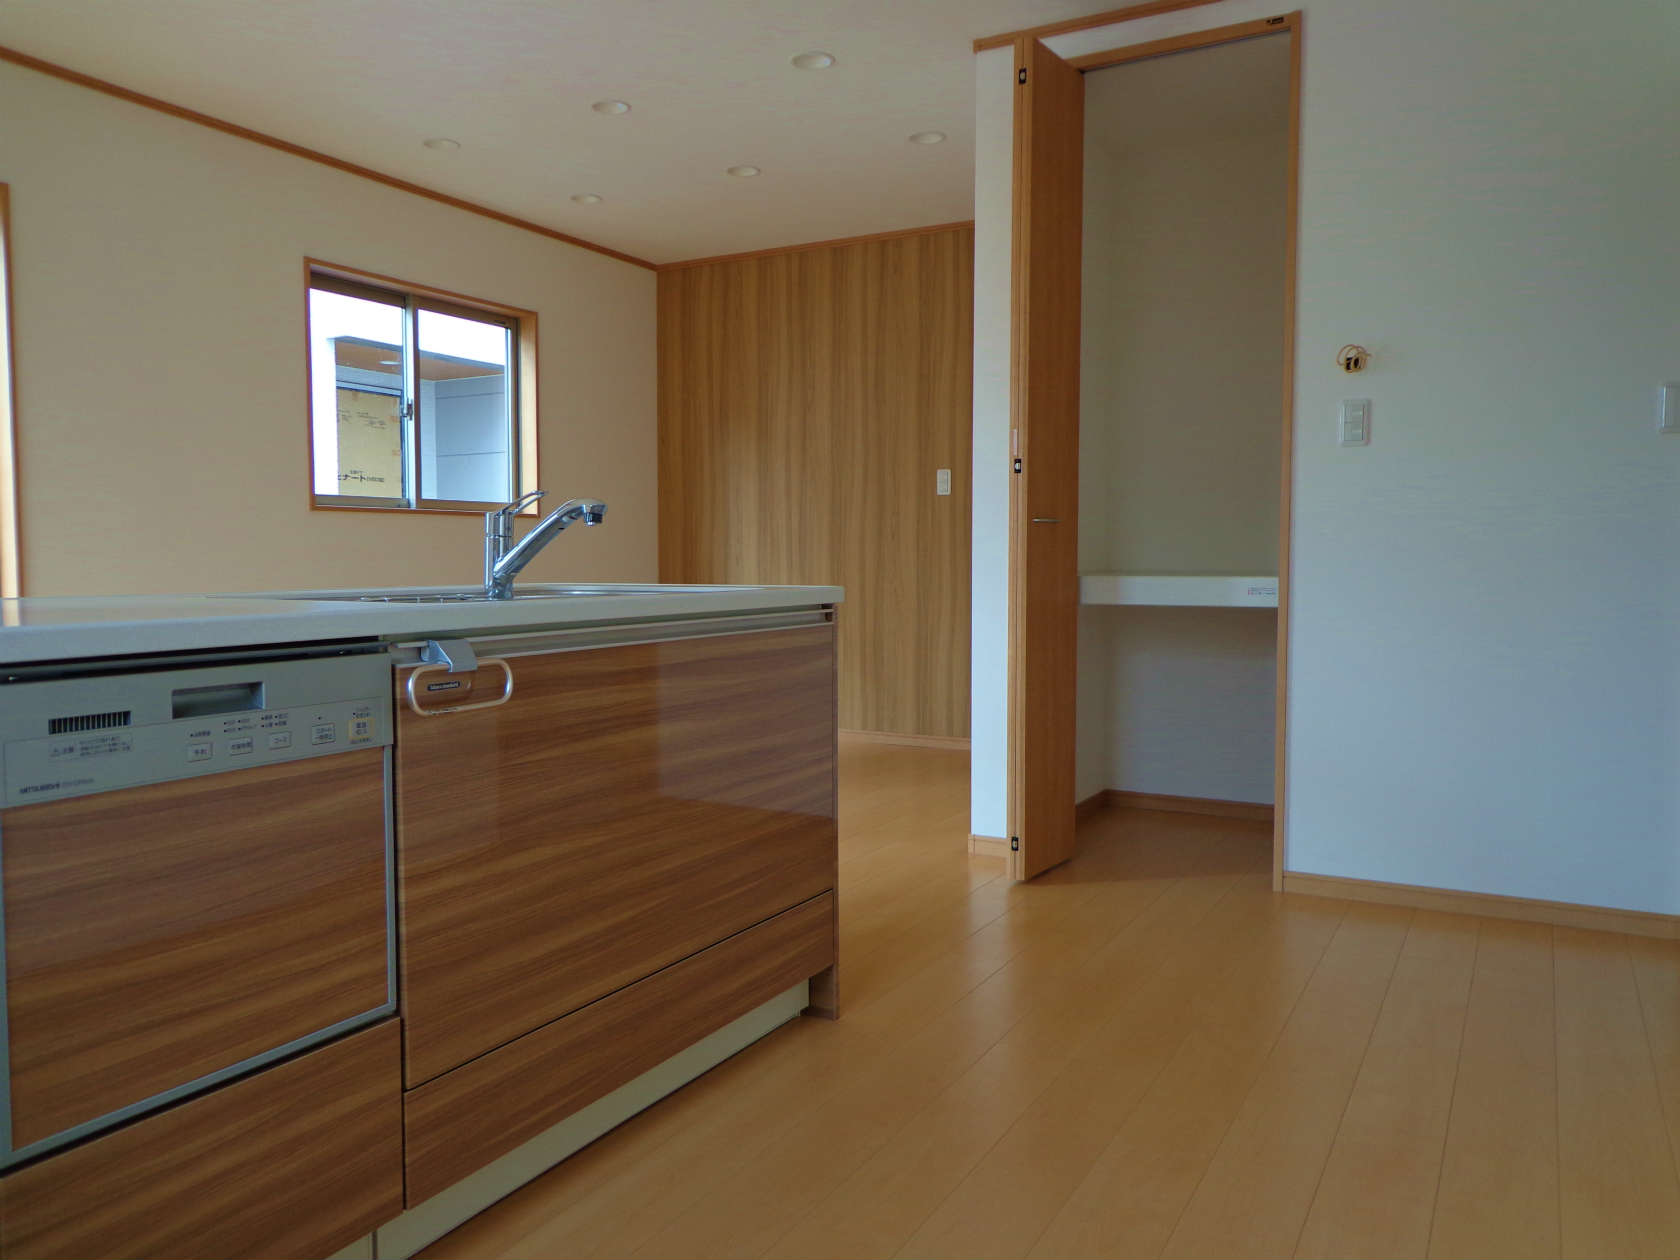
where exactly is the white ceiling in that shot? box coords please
[0,0,1110,264]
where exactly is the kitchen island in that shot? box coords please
[0,583,841,1260]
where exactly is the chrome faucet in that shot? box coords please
[483,491,607,599]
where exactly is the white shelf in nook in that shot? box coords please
[1079,574,1279,609]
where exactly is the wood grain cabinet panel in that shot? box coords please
[0,1021,403,1260]
[1,748,391,1150]
[404,892,834,1204]
[395,624,838,1085]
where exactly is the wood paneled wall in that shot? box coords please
[658,226,973,739]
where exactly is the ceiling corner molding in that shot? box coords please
[0,42,658,272]
[972,0,1229,52]
[658,219,976,272]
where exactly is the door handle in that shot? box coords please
[405,658,514,716]
[1031,517,1061,524]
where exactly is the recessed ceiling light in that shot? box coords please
[792,51,836,70]
[591,99,631,115]
[908,130,947,145]
[571,193,604,205]
[726,165,762,178]
[421,137,460,150]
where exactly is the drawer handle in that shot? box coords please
[405,658,514,717]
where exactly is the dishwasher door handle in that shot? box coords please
[405,658,515,716]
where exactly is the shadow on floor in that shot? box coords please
[1030,806,1272,883]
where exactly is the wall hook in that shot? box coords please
[1336,344,1371,373]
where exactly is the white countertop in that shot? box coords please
[1079,573,1278,609]
[0,584,844,665]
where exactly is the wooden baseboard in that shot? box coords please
[1282,871,1680,941]
[1079,788,1273,823]
[968,834,1011,859]
[840,729,971,751]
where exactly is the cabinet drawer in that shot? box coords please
[2,747,392,1155]
[396,624,837,1085]
[0,1021,402,1260]
[403,892,834,1205]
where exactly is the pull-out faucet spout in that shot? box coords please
[483,494,607,599]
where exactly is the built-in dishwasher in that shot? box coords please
[0,642,395,1169]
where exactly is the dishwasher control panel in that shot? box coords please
[0,649,392,807]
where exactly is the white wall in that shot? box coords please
[1074,606,1113,802]
[977,0,1680,914]
[1078,127,1285,576]
[969,45,1015,841]
[0,62,656,596]
[1079,606,1277,803]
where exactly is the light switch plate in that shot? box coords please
[936,468,952,495]
[1660,383,1679,434]
[1339,399,1371,446]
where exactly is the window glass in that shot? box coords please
[416,308,514,505]
[308,287,407,502]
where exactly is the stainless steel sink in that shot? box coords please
[261,584,757,603]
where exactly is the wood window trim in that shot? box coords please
[0,184,19,596]
[303,258,540,517]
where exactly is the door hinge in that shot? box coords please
[1265,14,1287,24]
[1017,67,1028,85]
[1011,836,1020,852]
[1012,458,1022,474]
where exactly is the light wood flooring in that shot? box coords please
[421,738,1680,1259]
